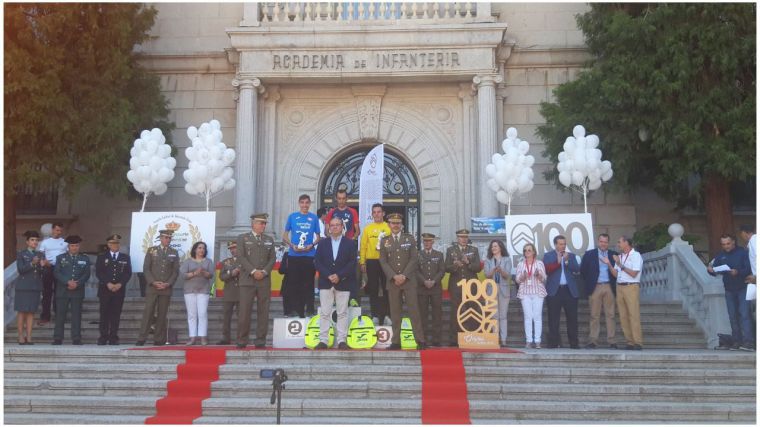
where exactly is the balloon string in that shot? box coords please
[141,193,148,212]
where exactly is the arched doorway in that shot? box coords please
[320,145,421,242]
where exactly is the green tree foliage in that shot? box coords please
[537,4,755,253]
[4,3,172,197]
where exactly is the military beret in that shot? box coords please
[106,234,122,243]
[250,213,269,222]
[421,233,437,241]
[387,213,403,223]
[227,241,237,249]
[23,230,40,239]
[65,235,83,244]
[455,229,470,237]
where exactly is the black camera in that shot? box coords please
[260,368,287,382]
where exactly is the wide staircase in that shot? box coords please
[4,346,755,424]
[4,296,706,348]
[4,297,756,424]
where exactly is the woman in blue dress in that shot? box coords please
[16,230,47,344]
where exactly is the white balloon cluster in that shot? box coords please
[126,128,176,211]
[485,127,535,215]
[556,125,614,213]
[182,120,236,211]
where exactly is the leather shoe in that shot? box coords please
[416,341,427,350]
[633,344,643,351]
[570,344,580,349]
[255,343,266,349]
[217,340,231,345]
[545,344,559,349]
[625,344,635,350]
[314,342,328,350]
[338,342,349,350]
[152,342,165,346]
[585,343,597,349]
[52,340,62,345]
[72,339,82,345]
[431,342,440,347]
[609,343,618,349]
[108,340,119,346]
[97,339,107,346]
[388,343,401,350]
[135,341,145,346]
[236,343,246,349]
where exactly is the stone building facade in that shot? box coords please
[16,2,751,258]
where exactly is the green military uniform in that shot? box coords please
[236,213,276,348]
[137,230,180,345]
[218,241,241,344]
[444,229,482,345]
[378,213,425,348]
[53,236,91,344]
[416,233,446,346]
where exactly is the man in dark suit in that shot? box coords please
[580,233,618,349]
[542,235,581,348]
[313,217,358,349]
[95,234,132,345]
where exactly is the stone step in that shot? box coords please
[194,416,421,424]
[4,395,157,415]
[5,363,179,380]
[211,379,421,399]
[4,378,169,397]
[467,383,756,403]
[199,397,420,418]
[3,414,150,425]
[464,365,757,386]
[469,401,756,423]
[6,347,754,370]
[219,364,421,382]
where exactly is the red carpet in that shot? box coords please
[145,348,227,424]
[420,349,471,424]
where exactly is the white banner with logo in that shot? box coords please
[129,211,216,273]
[505,213,594,267]
[358,144,384,233]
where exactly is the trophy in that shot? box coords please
[296,231,308,250]
[376,231,386,250]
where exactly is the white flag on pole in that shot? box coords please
[359,144,385,235]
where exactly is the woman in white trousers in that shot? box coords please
[515,243,547,348]
[180,241,214,345]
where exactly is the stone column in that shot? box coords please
[228,78,262,236]
[474,74,503,218]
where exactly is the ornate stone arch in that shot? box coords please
[275,104,460,239]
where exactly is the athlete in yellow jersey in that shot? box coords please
[360,203,392,325]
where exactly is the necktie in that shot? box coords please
[112,253,117,261]
[395,235,399,244]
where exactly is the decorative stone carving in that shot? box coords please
[355,96,382,141]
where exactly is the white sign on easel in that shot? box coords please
[129,211,216,273]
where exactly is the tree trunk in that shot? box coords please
[4,192,17,267]
[703,173,734,257]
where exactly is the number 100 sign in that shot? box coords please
[505,213,594,258]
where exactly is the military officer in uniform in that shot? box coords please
[236,213,276,349]
[416,233,446,347]
[95,234,132,345]
[445,229,482,346]
[217,241,241,345]
[53,235,91,345]
[378,213,426,350]
[136,229,180,346]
